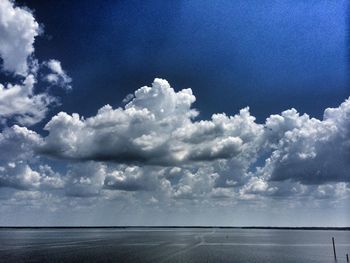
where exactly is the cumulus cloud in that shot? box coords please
[64,162,163,197]
[0,0,71,126]
[172,167,218,199]
[315,183,349,200]
[0,74,56,126]
[261,98,350,184]
[64,162,121,197]
[0,163,41,190]
[43,59,72,90]
[36,77,350,200]
[0,125,42,162]
[0,125,63,190]
[1,74,350,212]
[0,163,63,190]
[0,0,39,75]
[41,78,261,167]
[104,166,159,191]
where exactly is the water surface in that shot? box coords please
[0,228,349,262]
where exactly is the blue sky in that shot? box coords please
[26,0,349,123]
[0,0,349,226]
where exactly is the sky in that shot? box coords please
[0,0,349,226]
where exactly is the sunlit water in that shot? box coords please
[0,228,349,262]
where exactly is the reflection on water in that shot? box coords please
[0,228,349,263]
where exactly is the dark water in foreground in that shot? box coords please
[0,228,349,263]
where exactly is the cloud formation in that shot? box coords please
[262,98,350,184]
[44,59,72,90]
[0,74,55,126]
[0,72,349,218]
[37,78,350,191]
[41,79,261,167]
[0,125,63,190]
[0,0,71,126]
[0,0,39,75]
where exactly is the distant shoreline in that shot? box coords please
[0,226,349,231]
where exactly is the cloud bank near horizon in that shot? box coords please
[1,77,349,207]
[40,78,350,184]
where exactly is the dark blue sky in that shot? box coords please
[23,0,349,124]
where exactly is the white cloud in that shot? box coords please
[35,78,350,205]
[63,162,164,197]
[40,78,198,164]
[0,75,350,215]
[0,125,63,190]
[38,165,65,189]
[0,163,41,190]
[0,0,71,126]
[315,183,349,200]
[104,166,159,191]
[0,74,56,126]
[41,78,262,166]
[261,98,350,184]
[172,167,218,199]
[0,125,42,162]
[0,0,40,75]
[44,59,72,90]
[0,160,63,191]
[65,162,105,197]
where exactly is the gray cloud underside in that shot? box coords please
[40,79,258,166]
[0,80,349,210]
[38,78,350,186]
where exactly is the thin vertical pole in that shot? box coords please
[332,237,337,260]
[346,253,349,262]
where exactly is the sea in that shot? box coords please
[0,228,349,262]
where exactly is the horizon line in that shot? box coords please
[0,226,349,231]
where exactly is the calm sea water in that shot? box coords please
[0,228,349,262]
